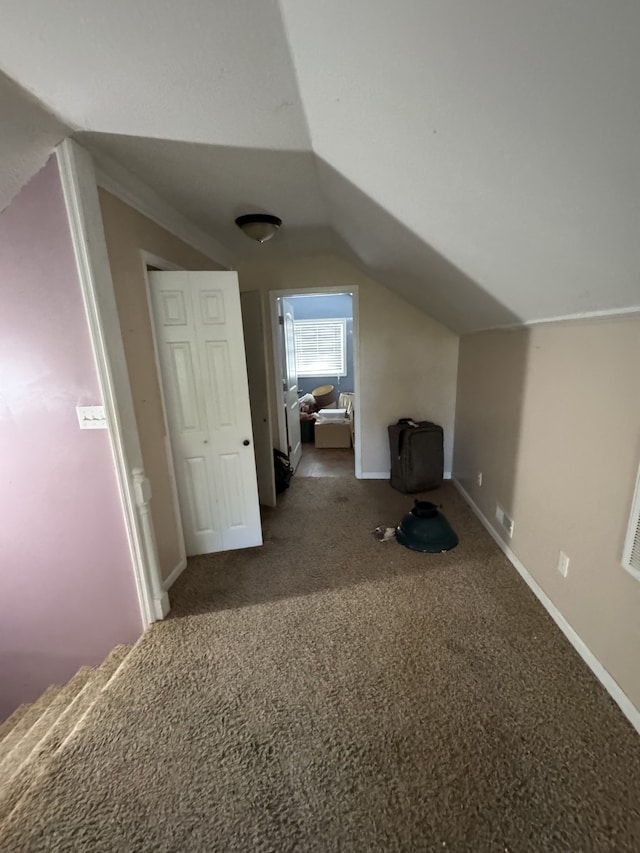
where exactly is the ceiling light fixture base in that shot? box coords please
[235,213,282,243]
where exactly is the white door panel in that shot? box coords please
[184,456,217,534]
[149,271,262,556]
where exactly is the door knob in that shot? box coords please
[243,439,250,446]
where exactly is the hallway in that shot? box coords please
[295,444,354,478]
[2,476,639,851]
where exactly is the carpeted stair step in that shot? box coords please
[0,704,31,746]
[0,666,93,782]
[0,685,60,769]
[0,644,132,829]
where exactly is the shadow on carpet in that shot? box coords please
[2,480,639,852]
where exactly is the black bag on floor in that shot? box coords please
[388,418,444,493]
[273,449,293,493]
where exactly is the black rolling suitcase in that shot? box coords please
[388,419,444,493]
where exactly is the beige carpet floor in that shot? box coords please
[2,478,640,852]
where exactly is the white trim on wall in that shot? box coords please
[480,305,640,334]
[56,139,169,626]
[140,250,188,576]
[524,305,640,327]
[360,471,451,481]
[92,148,235,270]
[163,557,188,592]
[452,477,640,736]
[141,250,184,274]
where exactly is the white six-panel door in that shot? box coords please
[149,271,262,555]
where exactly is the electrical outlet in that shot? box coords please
[477,471,483,487]
[496,505,514,538]
[503,514,514,538]
[557,551,570,578]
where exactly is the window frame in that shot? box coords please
[293,317,348,378]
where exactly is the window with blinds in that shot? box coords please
[622,462,640,580]
[294,318,347,377]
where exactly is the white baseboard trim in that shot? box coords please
[163,557,187,591]
[452,477,640,736]
[359,471,451,481]
[155,590,171,619]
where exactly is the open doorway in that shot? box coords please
[270,287,361,480]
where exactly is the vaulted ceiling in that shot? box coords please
[1,1,639,333]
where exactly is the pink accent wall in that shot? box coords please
[0,157,142,720]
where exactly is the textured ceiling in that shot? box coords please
[1,0,639,333]
[0,71,69,214]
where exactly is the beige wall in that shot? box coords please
[97,201,458,573]
[236,255,459,476]
[454,316,640,708]
[99,190,224,582]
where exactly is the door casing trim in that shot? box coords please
[269,286,362,479]
[140,251,189,590]
[56,139,168,626]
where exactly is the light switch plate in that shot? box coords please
[76,405,107,429]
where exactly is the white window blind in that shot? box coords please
[622,462,640,580]
[294,318,347,377]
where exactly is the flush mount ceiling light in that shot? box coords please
[235,213,282,243]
